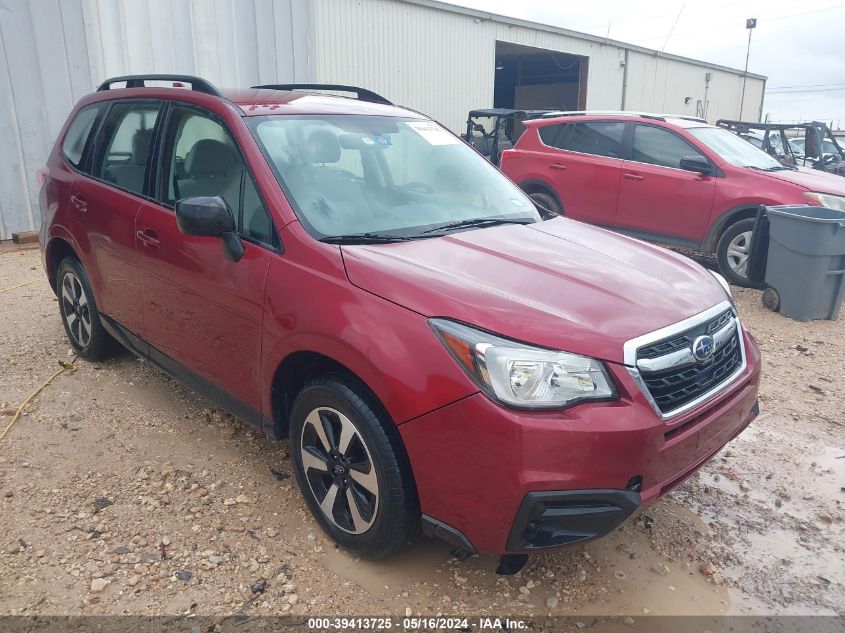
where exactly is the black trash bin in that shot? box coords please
[746,205,770,285]
[764,205,845,321]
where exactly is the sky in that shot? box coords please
[451,0,845,127]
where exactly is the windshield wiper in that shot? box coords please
[319,232,419,244]
[417,217,536,235]
[746,165,795,172]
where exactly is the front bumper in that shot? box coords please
[399,330,761,555]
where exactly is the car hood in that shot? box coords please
[341,218,728,365]
[755,165,845,194]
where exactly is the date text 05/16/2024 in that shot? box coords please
[306,617,529,630]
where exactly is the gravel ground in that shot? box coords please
[0,247,842,617]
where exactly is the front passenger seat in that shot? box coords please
[177,139,243,210]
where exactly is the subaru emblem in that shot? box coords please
[691,335,715,362]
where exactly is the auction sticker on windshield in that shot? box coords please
[407,120,460,145]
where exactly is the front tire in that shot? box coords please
[289,373,418,559]
[716,218,763,288]
[56,257,119,361]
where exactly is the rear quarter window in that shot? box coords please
[538,121,625,159]
[61,105,103,168]
[537,123,564,148]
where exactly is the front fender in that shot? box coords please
[259,225,477,426]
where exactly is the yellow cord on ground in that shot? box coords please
[0,359,77,444]
[0,278,39,293]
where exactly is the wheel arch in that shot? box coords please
[519,179,563,209]
[269,350,391,441]
[704,205,762,253]
[45,236,80,294]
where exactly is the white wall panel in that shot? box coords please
[0,0,313,238]
[625,50,765,122]
[0,0,93,239]
[313,0,763,131]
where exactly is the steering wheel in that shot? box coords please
[399,181,435,194]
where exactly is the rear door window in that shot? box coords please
[95,102,161,196]
[542,121,625,159]
[62,105,104,169]
[632,124,706,169]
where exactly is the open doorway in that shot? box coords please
[493,41,588,111]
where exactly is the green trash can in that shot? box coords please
[765,205,845,321]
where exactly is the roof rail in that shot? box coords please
[540,110,667,121]
[662,114,708,123]
[97,74,226,98]
[538,111,708,124]
[251,83,392,105]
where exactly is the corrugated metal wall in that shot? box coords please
[313,0,625,131]
[0,0,89,240]
[313,0,765,131]
[0,0,313,239]
[625,50,765,122]
[0,0,765,238]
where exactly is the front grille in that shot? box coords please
[635,309,742,416]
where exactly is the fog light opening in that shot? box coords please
[626,476,644,493]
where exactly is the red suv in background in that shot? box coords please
[40,76,760,569]
[500,112,845,286]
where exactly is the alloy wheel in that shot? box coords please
[726,230,752,278]
[61,272,92,348]
[299,407,379,534]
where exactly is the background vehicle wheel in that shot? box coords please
[527,191,562,216]
[762,287,781,312]
[56,257,119,361]
[716,218,764,288]
[289,373,418,559]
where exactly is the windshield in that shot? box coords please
[823,139,842,156]
[690,127,785,169]
[790,137,841,157]
[249,115,538,240]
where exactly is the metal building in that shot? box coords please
[0,0,766,239]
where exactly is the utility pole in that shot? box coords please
[739,18,757,119]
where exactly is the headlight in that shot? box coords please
[710,270,732,298]
[429,319,616,409]
[804,192,845,211]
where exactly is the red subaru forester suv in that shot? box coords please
[500,111,845,287]
[40,76,760,569]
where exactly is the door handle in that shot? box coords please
[623,173,645,181]
[136,229,160,248]
[70,193,87,212]
[548,163,567,171]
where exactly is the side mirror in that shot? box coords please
[175,196,244,261]
[679,155,713,175]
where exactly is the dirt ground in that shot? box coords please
[0,247,842,618]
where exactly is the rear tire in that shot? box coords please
[716,218,763,288]
[527,191,562,217]
[56,257,119,361]
[289,373,418,559]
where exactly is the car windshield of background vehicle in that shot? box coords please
[249,115,539,241]
[689,127,786,170]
